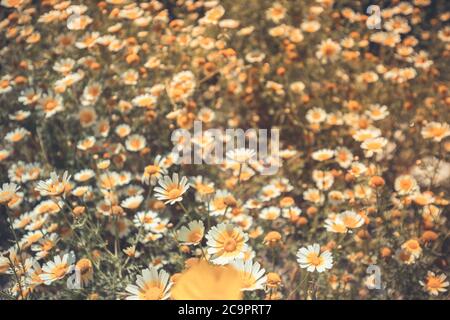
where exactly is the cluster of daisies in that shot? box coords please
[0,0,449,300]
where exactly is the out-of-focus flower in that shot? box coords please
[171,261,242,300]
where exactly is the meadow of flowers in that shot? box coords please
[0,0,449,301]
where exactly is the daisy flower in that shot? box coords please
[78,107,97,128]
[208,190,232,216]
[177,220,205,245]
[226,148,256,164]
[9,110,31,121]
[361,137,388,157]
[419,271,449,296]
[4,127,30,143]
[115,124,131,138]
[290,81,305,94]
[125,267,171,300]
[121,195,143,210]
[191,176,215,201]
[259,185,281,202]
[125,134,146,152]
[150,218,170,234]
[133,210,160,230]
[316,39,341,63]
[40,253,75,285]
[230,259,267,291]
[366,104,390,121]
[132,94,157,109]
[394,175,418,195]
[259,206,281,220]
[0,182,20,204]
[312,149,335,162]
[74,169,95,182]
[35,171,71,197]
[338,210,364,229]
[167,71,196,102]
[306,107,327,124]
[353,128,382,142]
[324,216,348,233]
[31,233,59,260]
[421,122,450,142]
[18,88,41,105]
[335,147,353,168]
[154,173,189,205]
[297,244,333,273]
[37,94,64,118]
[123,245,141,258]
[401,239,422,259]
[282,206,302,221]
[206,223,249,265]
[301,20,321,33]
[142,155,167,186]
[77,136,96,151]
[266,2,286,23]
[201,5,225,24]
[67,14,92,30]
[303,188,324,205]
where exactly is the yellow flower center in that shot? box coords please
[0,79,9,89]
[407,241,419,250]
[167,186,182,199]
[52,263,68,278]
[224,238,237,252]
[140,285,163,300]
[307,252,323,267]
[427,277,443,289]
[130,139,141,149]
[188,231,202,243]
[145,165,160,175]
[44,100,58,111]
[41,240,54,251]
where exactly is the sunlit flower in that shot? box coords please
[316,39,341,63]
[206,223,249,265]
[35,171,71,197]
[421,122,450,142]
[172,261,242,300]
[419,272,449,296]
[37,94,64,118]
[338,210,364,229]
[401,239,422,259]
[40,253,75,285]
[4,127,30,143]
[75,258,94,287]
[121,195,144,210]
[361,137,388,157]
[142,155,167,186]
[177,220,205,245]
[226,148,256,164]
[125,134,146,152]
[395,175,418,195]
[259,206,281,220]
[230,259,267,291]
[125,267,171,300]
[154,173,189,205]
[297,244,333,272]
[0,182,20,205]
[312,149,334,162]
